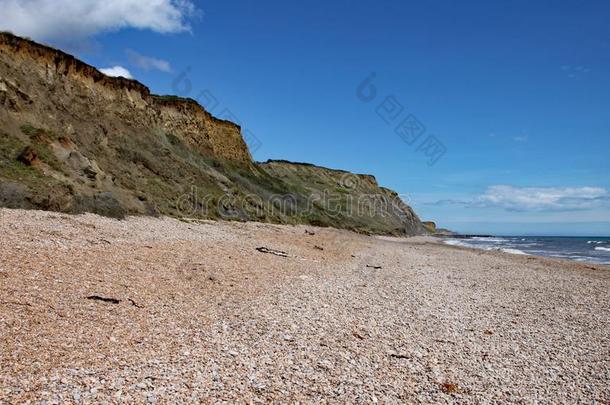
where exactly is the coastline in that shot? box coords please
[439,235,610,267]
[1,208,608,402]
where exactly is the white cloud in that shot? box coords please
[480,185,608,211]
[0,0,198,42]
[99,66,133,79]
[429,185,610,212]
[126,49,171,72]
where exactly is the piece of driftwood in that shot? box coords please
[86,295,120,304]
[255,247,288,257]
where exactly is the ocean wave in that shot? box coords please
[443,238,609,264]
[444,239,470,248]
[500,248,529,255]
[470,237,507,243]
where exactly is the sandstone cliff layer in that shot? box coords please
[0,33,251,164]
[0,32,425,236]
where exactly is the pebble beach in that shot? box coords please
[0,208,609,403]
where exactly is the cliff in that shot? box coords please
[0,32,425,236]
[0,32,251,164]
[260,160,423,234]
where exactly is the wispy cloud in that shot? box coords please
[479,185,608,211]
[99,66,132,79]
[126,49,171,72]
[561,65,592,79]
[428,185,610,212]
[0,0,199,42]
[486,131,528,142]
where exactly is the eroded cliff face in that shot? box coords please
[260,160,424,235]
[0,33,425,236]
[0,33,251,164]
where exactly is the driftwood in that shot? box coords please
[86,295,120,304]
[255,247,288,257]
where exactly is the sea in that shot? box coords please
[444,236,610,265]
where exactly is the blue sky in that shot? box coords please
[3,0,609,235]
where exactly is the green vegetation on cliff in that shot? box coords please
[0,32,425,235]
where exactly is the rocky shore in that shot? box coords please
[0,208,608,403]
